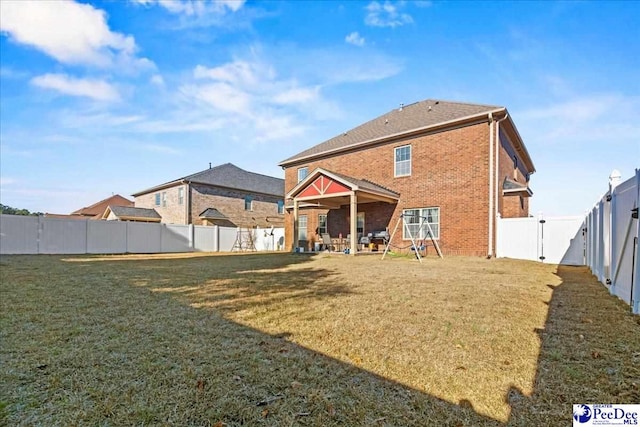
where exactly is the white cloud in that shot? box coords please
[133,0,245,16]
[365,1,413,28]
[345,31,366,47]
[31,74,120,102]
[273,86,320,105]
[0,177,16,186]
[150,74,165,86]
[0,0,152,70]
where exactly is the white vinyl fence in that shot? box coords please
[498,169,639,313]
[496,215,586,265]
[585,170,639,314]
[0,214,284,255]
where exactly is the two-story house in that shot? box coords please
[132,163,285,228]
[279,99,535,256]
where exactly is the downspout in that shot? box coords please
[494,113,510,257]
[488,112,494,257]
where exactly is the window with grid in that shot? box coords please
[402,207,439,240]
[394,145,411,177]
[298,215,308,240]
[244,196,253,211]
[277,200,284,214]
[178,187,184,205]
[318,214,327,235]
[162,192,167,207]
[297,167,308,182]
[155,193,161,206]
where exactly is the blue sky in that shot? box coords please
[1,0,638,216]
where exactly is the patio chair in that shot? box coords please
[321,233,334,251]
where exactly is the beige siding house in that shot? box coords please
[132,163,285,228]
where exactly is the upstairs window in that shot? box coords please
[244,196,253,211]
[178,187,184,205]
[155,193,161,206]
[297,167,308,182]
[277,200,284,214]
[162,192,167,207]
[394,145,411,177]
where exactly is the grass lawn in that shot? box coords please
[1,252,638,426]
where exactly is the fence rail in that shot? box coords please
[0,215,284,255]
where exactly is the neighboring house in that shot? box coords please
[45,194,134,220]
[132,163,285,228]
[102,206,161,222]
[279,99,535,256]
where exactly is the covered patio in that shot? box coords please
[286,168,399,255]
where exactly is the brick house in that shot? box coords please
[132,163,285,228]
[279,99,535,256]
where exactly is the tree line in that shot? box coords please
[0,204,43,216]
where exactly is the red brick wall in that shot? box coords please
[284,122,494,256]
[497,130,530,219]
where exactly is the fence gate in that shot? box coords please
[497,215,586,265]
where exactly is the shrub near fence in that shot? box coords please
[0,214,284,255]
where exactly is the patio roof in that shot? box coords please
[286,168,400,208]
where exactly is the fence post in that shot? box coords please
[188,224,194,251]
[214,225,219,252]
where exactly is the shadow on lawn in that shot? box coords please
[508,265,640,425]
[4,255,638,426]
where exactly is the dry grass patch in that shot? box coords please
[1,253,637,426]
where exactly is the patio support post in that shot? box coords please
[293,199,299,252]
[350,191,357,255]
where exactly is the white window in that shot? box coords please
[394,145,411,177]
[244,196,253,211]
[318,214,327,235]
[162,192,167,207]
[297,167,308,182]
[402,207,439,240]
[155,193,161,206]
[277,200,284,214]
[178,187,184,205]
[298,215,308,240]
[357,212,365,235]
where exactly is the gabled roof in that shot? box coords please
[103,206,161,221]
[287,168,400,203]
[199,208,228,220]
[71,194,133,217]
[132,163,284,197]
[279,99,504,166]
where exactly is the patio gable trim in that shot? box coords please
[287,168,400,203]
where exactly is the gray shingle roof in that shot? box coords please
[280,99,503,165]
[133,163,284,197]
[109,206,161,219]
[199,208,228,219]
